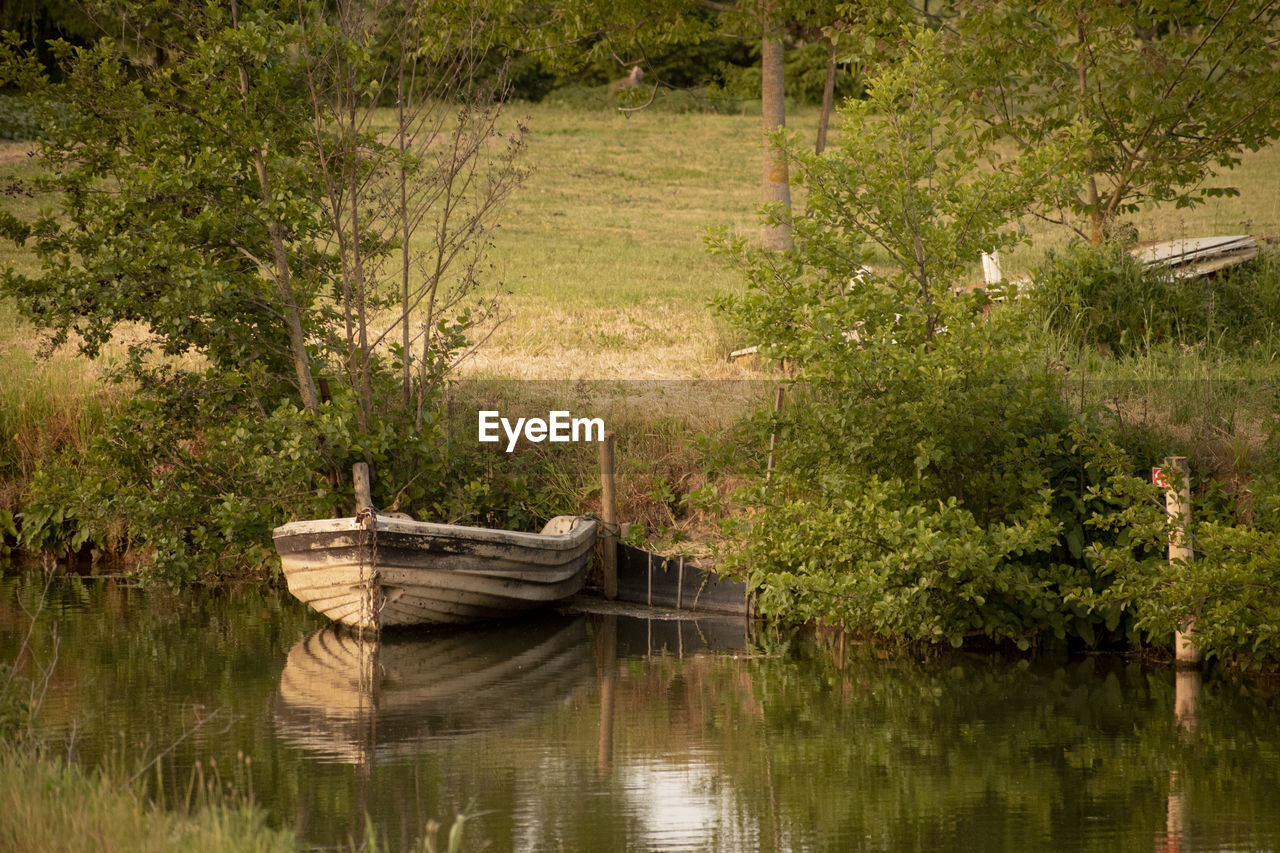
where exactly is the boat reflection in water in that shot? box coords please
[273,607,758,851]
[273,615,594,765]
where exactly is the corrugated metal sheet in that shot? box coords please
[1132,235,1260,277]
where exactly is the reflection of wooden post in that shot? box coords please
[1162,770,1186,853]
[1160,456,1200,665]
[600,433,618,600]
[1162,668,1201,852]
[596,615,618,778]
[1174,668,1201,732]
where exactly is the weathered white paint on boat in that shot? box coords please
[273,514,598,631]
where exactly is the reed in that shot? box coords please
[0,311,113,513]
[0,743,296,853]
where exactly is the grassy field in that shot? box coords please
[466,101,1280,379]
[459,104,763,379]
[5,101,1280,381]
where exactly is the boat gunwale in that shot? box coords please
[273,514,598,554]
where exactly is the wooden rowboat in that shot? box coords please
[273,512,598,632]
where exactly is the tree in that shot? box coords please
[0,0,526,580]
[759,2,792,249]
[0,0,94,82]
[711,29,1127,648]
[296,0,525,433]
[953,0,1280,242]
[2,0,522,419]
[1,0,325,405]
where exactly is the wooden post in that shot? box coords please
[1160,456,1201,665]
[599,432,618,600]
[353,462,374,514]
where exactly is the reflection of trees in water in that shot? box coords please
[0,573,313,780]
[598,628,1280,853]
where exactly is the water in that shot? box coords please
[3,570,1280,852]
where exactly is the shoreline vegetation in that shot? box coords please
[3,98,1280,663]
[2,9,1280,670]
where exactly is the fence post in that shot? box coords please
[1158,456,1200,665]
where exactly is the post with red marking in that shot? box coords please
[1154,457,1200,665]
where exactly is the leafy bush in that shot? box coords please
[17,365,585,585]
[723,313,1140,649]
[1030,241,1280,357]
[1079,468,1280,666]
[21,369,354,584]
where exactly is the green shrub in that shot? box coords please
[722,313,1141,649]
[713,29,1139,649]
[1082,469,1280,666]
[1031,241,1280,357]
[20,369,356,584]
[18,367,585,586]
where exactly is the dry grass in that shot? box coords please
[454,104,766,379]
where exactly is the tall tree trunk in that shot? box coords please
[761,11,792,251]
[815,36,837,155]
[349,96,373,434]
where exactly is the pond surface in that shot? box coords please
[2,570,1280,852]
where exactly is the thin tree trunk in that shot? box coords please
[761,11,792,251]
[349,93,373,434]
[815,36,837,155]
[232,0,319,413]
[258,158,321,413]
[1079,19,1104,245]
[398,67,412,410]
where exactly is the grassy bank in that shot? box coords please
[0,745,297,853]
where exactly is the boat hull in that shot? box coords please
[273,514,597,631]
